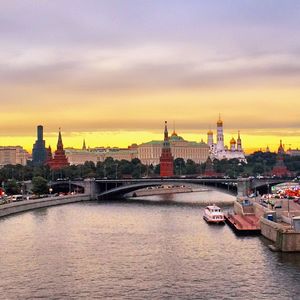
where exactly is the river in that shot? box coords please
[0,190,300,299]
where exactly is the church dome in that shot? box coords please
[207,129,213,135]
[230,137,236,144]
[171,130,178,137]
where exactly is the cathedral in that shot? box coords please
[207,116,246,162]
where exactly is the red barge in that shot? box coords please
[225,212,261,235]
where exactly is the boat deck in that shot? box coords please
[225,213,261,234]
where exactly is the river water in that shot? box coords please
[1,190,300,299]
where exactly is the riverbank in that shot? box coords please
[0,194,91,218]
[232,197,300,252]
[129,185,211,197]
[128,188,235,206]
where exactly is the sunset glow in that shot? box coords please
[0,1,299,152]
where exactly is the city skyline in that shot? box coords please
[1,119,296,154]
[0,1,299,151]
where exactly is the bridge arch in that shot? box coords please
[96,179,238,200]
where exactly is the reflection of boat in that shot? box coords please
[203,205,225,224]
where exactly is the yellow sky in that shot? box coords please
[0,85,300,153]
[1,1,300,154]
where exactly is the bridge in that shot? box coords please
[49,177,293,200]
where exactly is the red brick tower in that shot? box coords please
[160,121,174,177]
[272,140,289,177]
[48,129,69,170]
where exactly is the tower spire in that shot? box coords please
[164,121,169,141]
[57,128,63,150]
[82,139,87,150]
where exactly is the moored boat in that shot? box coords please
[203,205,225,224]
[224,213,261,235]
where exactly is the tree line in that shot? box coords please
[1,152,300,195]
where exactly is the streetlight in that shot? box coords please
[69,179,71,194]
[115,164,118,179]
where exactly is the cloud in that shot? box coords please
[1,44,300,93]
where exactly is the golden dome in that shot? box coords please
[230,137,236,144]
[207,129,213,135]
[171,130,178,137]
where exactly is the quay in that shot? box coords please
[230,196,300,252]
[129,184,210,197]
[0,194,91,218]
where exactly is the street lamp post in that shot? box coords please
[69,179,71,194]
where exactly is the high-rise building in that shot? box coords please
[32,125,47,166]
[48,129,69,170]
[160,121,174,177]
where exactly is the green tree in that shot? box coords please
[174,158,186,175]
[4,179,21,195]
[32,176,49,195]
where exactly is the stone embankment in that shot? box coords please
[234,197,300,252]
[0,194,91,218]
[131,186,210,197]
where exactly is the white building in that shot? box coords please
[286,147,300,157]
[207,116,246,162]
[65,146,138,165]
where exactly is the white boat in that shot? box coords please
[203,205,225,224]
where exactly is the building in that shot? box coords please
[138,131,209,165]
[32,125,47,166]
[160,121,174,177]
[207,116,246,162]
[48,129,69,170]
[65,146,138,165]
[272,140,291,177]
[286,148,300,157]
[0,146,29,167]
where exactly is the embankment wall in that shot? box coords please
[0,194,91,218]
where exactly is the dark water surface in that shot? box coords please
[1,191,300,299]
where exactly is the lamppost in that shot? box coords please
[115,164,118,179]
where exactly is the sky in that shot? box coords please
[0,0,299,152]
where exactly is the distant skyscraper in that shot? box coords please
[32,125,47,166]
[48,129,69,170]
[160,121,174,177]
